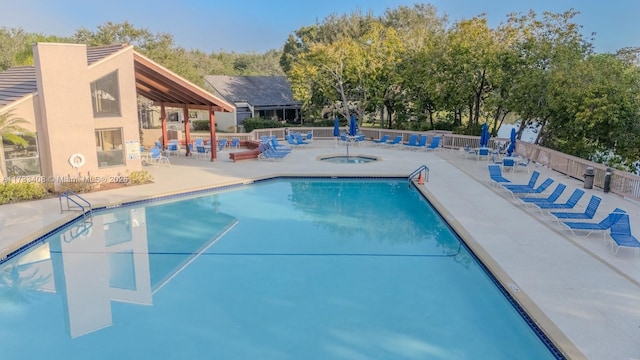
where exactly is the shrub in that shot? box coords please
[49,180,94,194]
[0,182,47,204]
[128,170,153,185]
[192,120,210,131]
[243,118,285,132]
[315,118,341,127]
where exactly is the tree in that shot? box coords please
[504,9,592,143]
[386,4,448,130]
[545,53,640,165]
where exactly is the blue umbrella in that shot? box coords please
[480,123,489,148]
[333,117,340,137]
[349,114,357,136]
[507,128,516,156]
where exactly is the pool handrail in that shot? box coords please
[409,165,429,185]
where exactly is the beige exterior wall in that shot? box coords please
[86,44,142,176]
[214,111,237,132]
[32,43,141,182]
[0,95,40,133]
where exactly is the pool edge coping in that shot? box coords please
[413,180,585,360]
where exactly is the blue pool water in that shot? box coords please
[0,178,562,359]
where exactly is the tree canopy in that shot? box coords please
[280,5,640,173]
[0,4,639,173]
[0,21,284,87]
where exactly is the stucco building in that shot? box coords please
[0,43,234,184]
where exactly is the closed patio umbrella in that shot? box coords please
[333,117,340,137]
[507,128,516,156]
[349,114,357,136]
[480,123,489,148]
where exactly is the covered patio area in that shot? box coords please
[133,52,234,160]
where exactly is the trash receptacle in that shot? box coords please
[584,167,595,189]
[604,168,613,193]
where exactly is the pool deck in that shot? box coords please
[2,139,640,360]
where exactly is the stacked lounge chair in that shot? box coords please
[561,209,626,239]
[608,212,640,255]
[487,164,511,187]
[549,196,601,221]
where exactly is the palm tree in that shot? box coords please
[0,111,32,179]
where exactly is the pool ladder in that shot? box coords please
[408,165,429,186]
[59,189,93,221]
[59,190,93,242]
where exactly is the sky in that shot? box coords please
[1,0,638,54]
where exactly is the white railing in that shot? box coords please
[145,126,640,202]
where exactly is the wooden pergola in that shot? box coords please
[133,52,234,160]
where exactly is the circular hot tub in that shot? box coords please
[317,154,380,164]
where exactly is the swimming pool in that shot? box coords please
[0,178,563,359]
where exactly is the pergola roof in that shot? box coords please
[133,52,234,112]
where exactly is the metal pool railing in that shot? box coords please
[409,165,429,186]
[58,190,93,221]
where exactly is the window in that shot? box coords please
[95,128,124,167]
[90,71,121,117]
[2,133,41,176]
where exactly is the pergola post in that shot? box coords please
[160,103,167,149]
[209,106,216,161]
[182,106,191,156]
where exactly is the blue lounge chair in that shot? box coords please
[550,196,601,221]
[561,209,626,238]
[608,213,640,255]
[424,136,441,151]
[230,137,240,148]
[294,133,309,145]
[385,135,403,147]
[504,178,554,197]
[287,134,301,146]
[487,164,511,187]
[403,134,419,147]
[502,171,539,191]
[270,136,290,150]
[532,188,585,211]
[520,183,566,206]
[258,143,290,161]
[373,134,390,144]
[406,135,427,150]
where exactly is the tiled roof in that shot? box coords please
[86,44,127,65]
[0,66,37,106]
[204,76,301,107]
